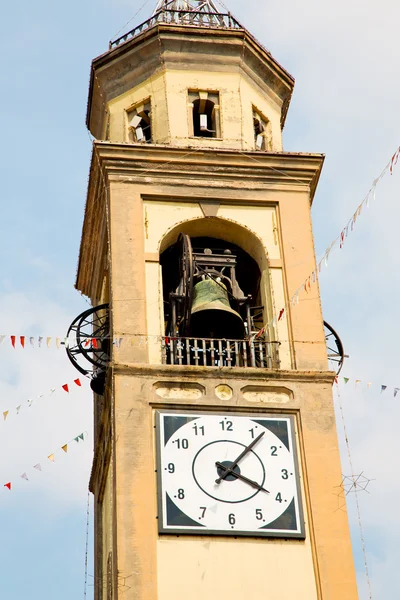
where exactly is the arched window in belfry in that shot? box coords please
[159,233,278,368]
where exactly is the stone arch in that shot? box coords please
[159,216,270,274]
[158,216,274,338]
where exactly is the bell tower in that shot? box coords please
[73,1,359,598]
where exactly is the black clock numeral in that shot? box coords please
[281,469,289,479]
[228,513,236,525]
[200,507,207,518]
[249,428,255,439]
[220,420,233,431]
[255,509,263,520]
[270,446,278,456]
[275,492,283,503]
[167,463,175,473]
[192,424,205,436]
[173,438,189,449]
[177,488,185,499]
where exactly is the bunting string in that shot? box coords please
[1,378,84,424]
[255,144,400,337]
[3,431,88,492]
[336,375,399,397]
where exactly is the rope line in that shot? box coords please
[335,382,373,599]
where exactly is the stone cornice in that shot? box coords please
[94,141,324,198]
[113,362,336,385]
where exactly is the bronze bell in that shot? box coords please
[189,278,245,339]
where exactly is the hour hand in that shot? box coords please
[215,462,270,494]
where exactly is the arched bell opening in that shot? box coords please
[158,221,279,368]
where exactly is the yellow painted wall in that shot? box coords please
[107,69,282,151]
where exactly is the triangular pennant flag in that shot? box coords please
[48,454,55,462]
[62,384,69,393]
[33,464,42,471]
[4,482,11,490]
[49,388,56,395]
[46,337,52,348]
[38,336,43,348]
[367,382,372,389]
[64,337,69,349]
[20,473,28,481]
[62,444,68,453]
[343,377,349,384]
[27,399,33,407]
[74,378,81,387]
[113,337,119,347]
[20,336,25,348]
[334,376,338,384]
[16,405,21,414]
[79,433,85,441]
[56,337,61,349]
[394,388,400,398]
[381,385,387,393]
[355,380,361,387]
[0,334,5,346]
[30,336,35,347]
[92,338,98,349]
[74,436,80,443]
[278,308,285,321]
[11,335,16,348]
[3,410,9,421]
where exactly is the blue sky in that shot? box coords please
[1,0,400,597]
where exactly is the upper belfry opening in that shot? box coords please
[110,0,241,49]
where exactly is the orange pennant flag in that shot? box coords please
[4,482,11,490]
[74,378,81,387]
[62,444,68,453]
[3,411,9,421]
[62,384,69,393]
[48,454,55,462]
[11,336,16,348]
[20,336,25,348]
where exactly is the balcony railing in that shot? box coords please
[162,337,280,369]
[109,10,243,50]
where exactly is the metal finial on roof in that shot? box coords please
[152,0,222,15]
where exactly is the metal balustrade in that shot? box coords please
[109,10,243,49]
[162,337,280,369]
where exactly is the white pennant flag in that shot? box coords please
[0,334,6,346]
[30,337,35,347]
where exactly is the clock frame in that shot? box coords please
[156,410,305,539]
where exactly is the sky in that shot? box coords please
[0,0,399,597]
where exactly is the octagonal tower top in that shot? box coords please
[86,0,295,151]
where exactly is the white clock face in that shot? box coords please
[156,411,305,538]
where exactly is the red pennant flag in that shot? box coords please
[278,308,285,321]
[4,482,11,490]
[74,378,81,387]
[62,384,69,393]
[92,338,98,349]
[20,336,25,348]
[11,336,16,348]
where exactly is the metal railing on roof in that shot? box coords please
[109,9,243,50]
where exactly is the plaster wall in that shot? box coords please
[112,366,358,600]
[106,69,282,150]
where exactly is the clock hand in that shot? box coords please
[215,431,265,484]
[215,462,270,494]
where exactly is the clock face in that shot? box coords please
[156,411,305,538]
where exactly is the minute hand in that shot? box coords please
[215,431,265,484]
[215,462,270,494]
